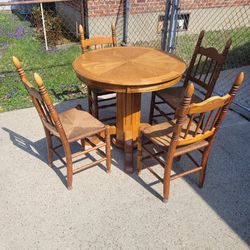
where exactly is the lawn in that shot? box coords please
[175,27,250,68]
[0,11,83,112]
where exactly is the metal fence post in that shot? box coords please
[123,0,129,45]
[161,0,171,51]
[167,0,181,53]
[40,2,48,51]
[167,0,180,53]
[80,0,84,26]
[83,0,89,39]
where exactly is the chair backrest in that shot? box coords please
[174,72,244,147]
[183,31,232,99]
[79,23,117,53]
[12,56,67,140]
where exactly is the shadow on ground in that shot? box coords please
[2,94,250,245]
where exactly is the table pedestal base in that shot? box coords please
[115,92,141,173]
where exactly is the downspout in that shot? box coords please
[83,0,89,39]
[161,0,171,51]
[123,0,129,45]
[80,0,84,26]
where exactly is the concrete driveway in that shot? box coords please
[0,94,249,250]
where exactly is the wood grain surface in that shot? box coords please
[73,47,186,93]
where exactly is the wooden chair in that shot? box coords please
[149,31,232,124]
[79,24,117,123]
[12,56,111,190]
[138,72,244,202]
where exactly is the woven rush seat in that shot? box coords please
[156,86,202,109]
[58,107,105,142]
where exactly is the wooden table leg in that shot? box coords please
[124,131,133,173]
[114,92,141,173]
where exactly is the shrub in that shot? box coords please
[31,7,63,46]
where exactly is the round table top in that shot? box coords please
[73,46,186,93]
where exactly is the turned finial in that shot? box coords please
[12,56,22,69]
[111,22,116,32]
[225,38,232,50]
[12,56,28,82]
[199,30,205,40]
[184,83,194,98]
[34,73,44,88]
[229,72,244,97]
[79,24,84,38]
[111,22,117,46]
[176,83,194,118]
[234,72,244,86]
[79,24,85,53]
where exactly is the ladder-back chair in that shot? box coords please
[13,56,111,190]
[79,24,117,123]
[138,72,244,202]
[149,30,232,124]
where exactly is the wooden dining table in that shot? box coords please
[73,46,186,173]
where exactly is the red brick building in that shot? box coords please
[65,0,250,16]
[56,0,250,44]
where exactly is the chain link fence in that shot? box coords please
[0,0,249,118]
[174,2,250,119]
[126,1,165,48]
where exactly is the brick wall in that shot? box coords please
[181,0,250,10]
[88,0,124,17]
[64,0,80,11]
[130,0,166,14]
[64,0,250,17]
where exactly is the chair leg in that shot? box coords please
[63,142,73,190]
[80,139,85,150]
[45,129,53,167]
[137,130,143,175]
[163,156,174,202]
[88,87,92,115]
[198,145,211,188]
[124,131,134,174]
[176,156,182,162]
[149,92,156,124]
[93,92,99,119]
[105,125,111,173]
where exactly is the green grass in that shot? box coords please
[0,12,83,112]
[175,28,250,68]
